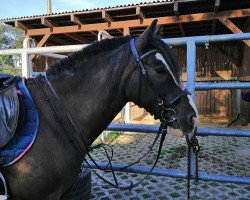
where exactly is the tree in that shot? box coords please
[0,23,24,49]
[0,23,24,68]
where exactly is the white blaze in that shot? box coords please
[155,52,199,136]
[156,53,180,87]
[187,94,198,117]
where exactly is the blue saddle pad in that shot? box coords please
[0,77,39,167]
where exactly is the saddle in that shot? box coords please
[0,74,19,148]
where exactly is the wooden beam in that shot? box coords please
[26,8,250,36]
[37,34,51,47]
[219,18,243,33]
[65,33,90,43]
[219,18,250,47]
[174,2,179,16]
[89,31,98,36]
[178,23,185,36]
[123,27,130,36]
[112,14,140,19]
[15,21,30,30]
[102,10,112,23]
[211,20,217,34]
[136,6,144,20]
[50,35,72,45]
[174,2,185,36]
[41,18,57,28]
[117,29,124,34]
[42,17,88,43]
[70,14,85,25]
[212,0,220,34]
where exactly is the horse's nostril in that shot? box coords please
[188,116,196,125]
[191,117,198,129]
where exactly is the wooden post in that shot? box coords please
[123,27,130,36]
[124,103,131,123]
[122,27,131,123]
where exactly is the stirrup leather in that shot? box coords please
[0,172,8,200]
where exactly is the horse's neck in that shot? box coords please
[48,50,129,147]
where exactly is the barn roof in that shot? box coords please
[1,1,175,21]
[1,0,250,46]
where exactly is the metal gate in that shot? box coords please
[0,32,249,187]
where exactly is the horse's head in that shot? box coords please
[125,20,198,137]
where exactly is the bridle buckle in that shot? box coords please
[161,108,177,123]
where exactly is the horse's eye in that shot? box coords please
[155,66,166,74]
[155,60,166,74]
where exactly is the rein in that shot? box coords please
[34,74,168,191]
[33,38,199,195]
[186,131,200,200]
[87,122,168,190]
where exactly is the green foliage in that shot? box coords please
[0,69,21,76]
[94,131,122,144]
[106,131,121,143]
[0,55,14,67]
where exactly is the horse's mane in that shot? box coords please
[46,35,180,81]
[47,36,131,76]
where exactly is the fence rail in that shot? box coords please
[107,124,250,137]
[85,161,250,185]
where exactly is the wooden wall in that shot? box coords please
[175,43,244,123]
[129,43,247,124]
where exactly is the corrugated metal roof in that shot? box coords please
[1,0,249,46]
[0,0,176,21]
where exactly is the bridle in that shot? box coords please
[130,38,191,126]
[130,39,200,200]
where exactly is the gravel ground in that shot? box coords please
[87,126,250,200]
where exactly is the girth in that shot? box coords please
[0,74,19,148]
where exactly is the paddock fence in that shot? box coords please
[0,33,250,194]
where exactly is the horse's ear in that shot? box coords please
[154,25,162,39]
[135,19,158,52]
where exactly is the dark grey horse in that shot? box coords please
[2,20,197,200]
